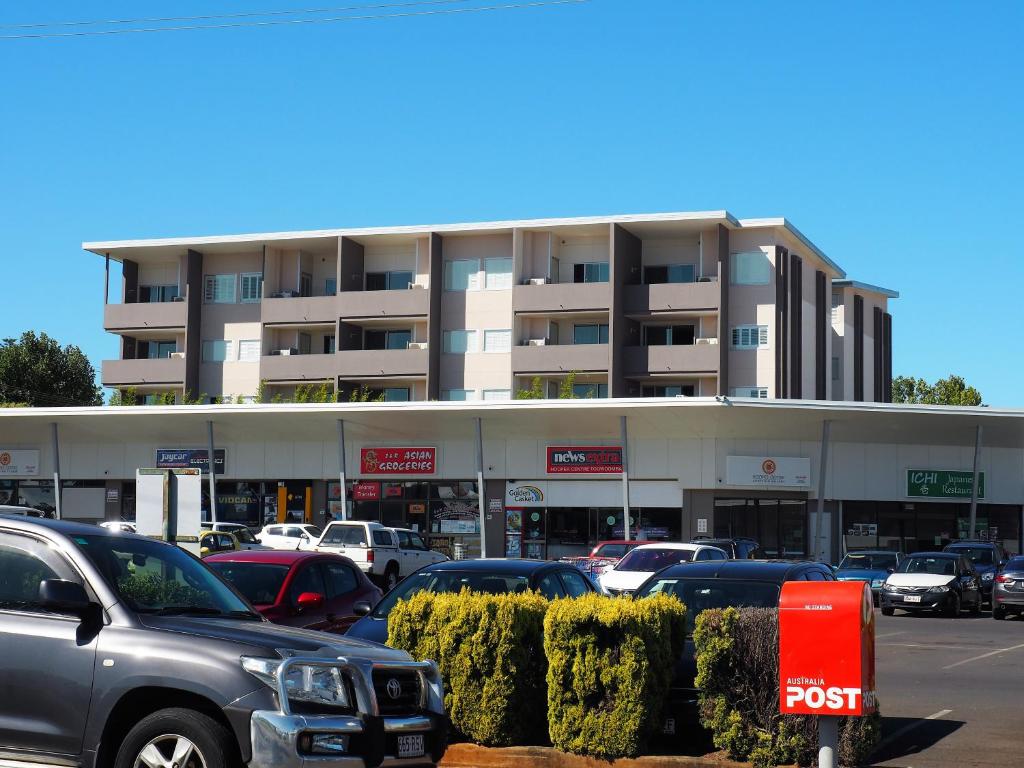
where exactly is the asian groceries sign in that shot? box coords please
[0,449,40,476]
[360,447,436,475]
[725,456,810,488]
[779,581,877,717]
[546,446,623,474]
[906,469,985,499]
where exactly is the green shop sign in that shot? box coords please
[906,469,985,499]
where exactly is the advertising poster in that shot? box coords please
[505,533,522,558]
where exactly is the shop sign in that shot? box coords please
[360,447,435,475]
[156,448,226,474]
[0,449,40,476]
[506,482,547,506]
[725,456,810,488]
[352,482,381,501]
[546,446,623,474]
[907,469,985,499]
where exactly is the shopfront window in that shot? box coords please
[714,497,808,558]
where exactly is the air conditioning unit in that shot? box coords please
[276,348,298,356]
[169,352,185,359]
[526,338,548,346]
[695,337,719,345]
[527,277,549,286]
[407,342,428,350]
[408,282,426,289]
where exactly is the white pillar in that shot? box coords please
[475,417,488,558]
[968,424,983,539]
[207,420,218,523]
[812,420,831,561]
[621,415,631,542]
[51,422,62,520]
[337,419,348,521]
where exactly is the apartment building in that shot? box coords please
[87,210,896,403]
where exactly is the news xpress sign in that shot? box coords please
[0,449,40,476]
[725,456,810,488]
[546,446,623,474]
[155,449,226,474]
[906,469,985,499]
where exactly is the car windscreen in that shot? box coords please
[305,526,323,539]
[898,556,956,576]
[1004,557,1024,572]
[616,548,694,572]
[945,547,993,566]
[321,526,367,546]
[228,528,258,545]
[595,544,629,559]
[371,571,531,618]
[839,553,898,571]
[207,562,290,605]
[636,577,781,633]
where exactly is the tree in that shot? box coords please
[515,377,545,400]
[892,374,983,406]
[0,331,102,406]
[558,371,579,399]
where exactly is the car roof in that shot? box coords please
[205,549,329,565]
[652,559,826,582]
[324,520,383,528]
[417,558,567,575]
[0,516,123,538]
[945,541,996,547]
[844,550,899,555]
[633,542,705,552]
[595,540,652,546]
[907,551,960,559]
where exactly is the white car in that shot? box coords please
[202,521,269,551]
[255,523,323,550]
[0,505,46,518]
[99,520,137,533]
[316,521,448,590]
[599,542,729,596]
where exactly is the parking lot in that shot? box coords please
[872,608,1024,767]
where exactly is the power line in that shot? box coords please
[0,0,590,40]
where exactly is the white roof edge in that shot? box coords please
[832,279,900,299]
[82,210,741,255]
[737,217,846,278]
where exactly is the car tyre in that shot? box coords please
[944,593,961,618]
[881,606,895,616]
[971,596,982,615]
[114,708,236,768]
[383,563,400,592]
[993,606,1007,620]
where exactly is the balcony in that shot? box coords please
[623,343,720,376]
[260,353,338,383]
[339,288,430,320]
[261,295,338,325]
[511,343,609,374]
[622,280,719,316]
[103,301,187,332]
[513,282,611,314]
[102,357,186,387]
[337,348,429,378]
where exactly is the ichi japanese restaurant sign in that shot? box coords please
[360,447,436,475]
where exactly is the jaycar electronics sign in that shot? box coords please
[360,447,436,475]
[546,446,623,474]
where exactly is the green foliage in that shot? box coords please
[892,374,983,406]
[558,371,578,399]
[0,331,103,406]
[694,607,880,768]
[254,379,267,404]
[348,384,385,402]
[181,391,208,405]
[109,387,138,406]
[515,376,546,400]
[294,382,335,403]
[388,589,549,746]
[544,592,686,758]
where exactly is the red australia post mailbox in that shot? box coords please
[779,581,876,717]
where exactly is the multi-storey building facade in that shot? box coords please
[88,211,896,403]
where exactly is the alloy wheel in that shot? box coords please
[134,734,207,768]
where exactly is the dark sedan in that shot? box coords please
[346,558,597,645]
[943,540,1010,607]
[206,549,382,634]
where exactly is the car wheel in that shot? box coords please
[114,708,235,768]
[384,564,400,592]
[993,606,1007,620]
[971,596,982,615]
[945,593,961,618]
[881,606,895,617]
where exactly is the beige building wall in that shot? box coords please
[137,261,180,290]
[552,234,609,284]
[726,230,778,396]
[364,242,422,287]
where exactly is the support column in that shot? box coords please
[716,225,731,395]
[968,424,983,539]
[337,419,348,521]
[621,415,631,542]
[475,417,488,558]
[51,422,62,520]
[207,420,218,523]
[811,419,831,561]
[104,254,110,305]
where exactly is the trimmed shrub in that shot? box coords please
[694,607,881,768]
[544,592,687,758]
[387,589,549,746]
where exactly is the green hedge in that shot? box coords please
[694,607,881,768]
[544,592,687,758]
[387,589,549,746]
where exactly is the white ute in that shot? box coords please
[316,520,448,590]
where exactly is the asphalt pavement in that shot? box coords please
[871,607,1024,767]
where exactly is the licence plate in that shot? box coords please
[904,595,922,603]
[663,718,676,735]
[397,734,425,759]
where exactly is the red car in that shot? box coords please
[205,550,383,634]
[561,540,653,579]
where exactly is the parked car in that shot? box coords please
[202,521,269,551]
[255,523,322,551]
[347,558,597,645]
[881,552,983,617]
[316,521,448,591]
[688,536,764,559]
[99,521,137,533]
[0,505,45,518]
[834,550,901,604]
[634,559,836,737]
[992,555,1024,620]
[206,550,383,634]
[598,542,728,596]
[199,529,240,557]
[560,539,652,579]
[0,516,448,768]
[943,540,1010,607]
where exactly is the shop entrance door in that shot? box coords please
[714,498,808,558]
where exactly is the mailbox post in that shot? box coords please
[779,581,876,768]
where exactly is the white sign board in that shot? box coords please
[725,456,811,488]
[505,481,548,507]
[0,449,40,476]
[697,518,708,534]
[136,469,203,555]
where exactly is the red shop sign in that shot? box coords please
[352,482,381,501]
[546,446,623,474]
[360,447,436,475]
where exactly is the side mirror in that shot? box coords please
[38,579,93,617]
[353,600,373,617]
[296,592,325,611]
[200,547,211,557]
[887,567,895,574]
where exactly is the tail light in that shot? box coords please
[367,549,375,563]
[996,574,1013,583]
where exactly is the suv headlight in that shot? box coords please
[982,571,994,582]
[871,578,884,588]
[928,585,950,593]
[242,657,352,709]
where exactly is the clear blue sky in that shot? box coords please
[1,1,1021,404]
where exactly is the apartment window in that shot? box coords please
[642,384,696,397]
[299,273,313,298]
[444,260,481,291]
[325,278,337,295]
[145,340,176,359]
[238,340,261,363]
[731,325,769,349]
[443,330,477,354]
[832,355,840,381]
[573,324,609,345]
[324,335,336,354]
[573,262,609,283]
[730,252,771,285]
[644,325,695,346]
[298,333,312,355]
[572,383,608,399]
[240,273,263,303]
[482,389,511,401]
[365,329,412,350]
[730,387,769,399]
[484,258,513,290]
[442,389,476,401]
[203,274,236,304]
[483,329,512,353]
[140,285,179,303]
[202,340,233,362]
[366,271,414,291]
[644,264,696,284]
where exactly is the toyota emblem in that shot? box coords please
[386,678,402,700]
